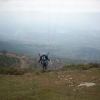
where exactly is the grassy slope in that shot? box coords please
[0,68,100,100]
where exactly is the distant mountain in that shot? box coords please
[0,51,87,69]
[76,47,100,62]
[0,40,100,63]
[0,41,37,56]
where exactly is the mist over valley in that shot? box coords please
[0,0,100,62]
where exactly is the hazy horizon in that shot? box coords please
[0,0,100,61]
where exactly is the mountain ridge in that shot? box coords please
[0,51,87,70]
[0,40,100,63]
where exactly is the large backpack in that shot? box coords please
[41,55,46,62]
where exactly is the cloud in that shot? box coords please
[0,0,100,13]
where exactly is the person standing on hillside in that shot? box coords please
[38,53,50,71]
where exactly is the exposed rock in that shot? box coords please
[78,82,96,87]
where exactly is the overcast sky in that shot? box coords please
[0,0,100,13]
[0,0,100,37]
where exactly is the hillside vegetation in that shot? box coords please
[0,52,100,100]
[0,51,87,70]
[0,55,20,68]
[0,52,37,69]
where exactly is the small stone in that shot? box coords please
[92,77,96,80]
[69,78,73,80]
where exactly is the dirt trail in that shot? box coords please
[20,59,25,68]
[6,53,27,68]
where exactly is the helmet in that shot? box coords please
[43,53,45,55]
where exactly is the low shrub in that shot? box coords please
[61,63,100,70]
[0,67,35,75]
[61,64,76,70]
[0,67,26,75]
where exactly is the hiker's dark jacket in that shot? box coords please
[39,54,50,63]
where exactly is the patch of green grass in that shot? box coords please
[61,63,100,70]
[0,68,100,100]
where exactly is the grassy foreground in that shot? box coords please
[0,68,100,100]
